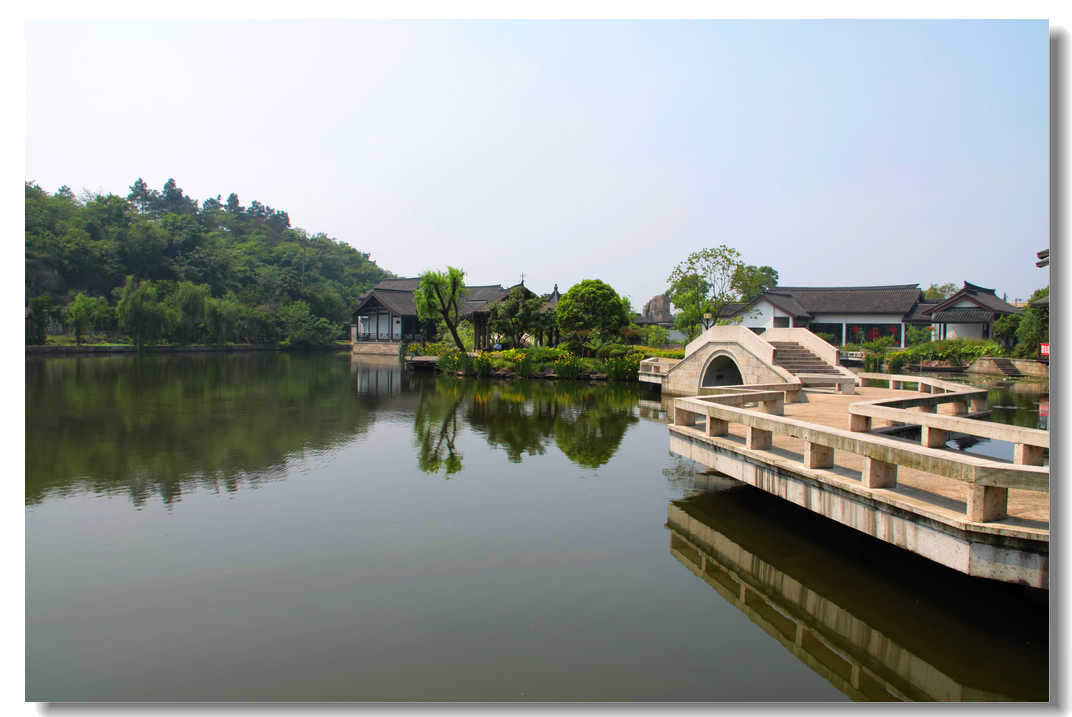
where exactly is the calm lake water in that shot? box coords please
[26,354,1048,701]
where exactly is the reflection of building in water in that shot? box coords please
[667,488,1047,702]
[352,355,403,394]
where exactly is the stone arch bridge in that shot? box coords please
[639,326,858,396]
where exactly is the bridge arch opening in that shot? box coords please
[701,354,744,387]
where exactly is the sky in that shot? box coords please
[23,19,1050,306]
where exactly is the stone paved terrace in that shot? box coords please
[706,386,1049,531]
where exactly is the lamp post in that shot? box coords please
[702,312,713,330]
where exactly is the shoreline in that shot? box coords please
[26,344,351,355]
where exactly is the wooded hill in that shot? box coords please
[25,178,393,346]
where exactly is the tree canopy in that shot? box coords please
[415,267,469,350]
[489,286,544,348]
[666,245,743,340]
[25,178,392,347]
[555,279,630,338]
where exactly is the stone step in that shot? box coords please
[770,340,844,377]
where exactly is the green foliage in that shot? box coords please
[667,245,744,341]
[472,352,494,378]
[116,276,173,351]
[489,286,544,348]
[277,300,337,350]
[886,351,907,373]
[992,313,1021,351]
[643,324,669,346]
[814,332,838,345]
[65,292,110,345]
[602,351,644,381]
[923,282,958,300]
[25,178,390,342]
[1014,288,1048,358]
[555,279,630,338]
[906,325,933,346]
[553,351,584,379]
[406,341,454,357]
[862,336,896,352]
[27,295,55,345]
[634,345,685,359]
[881,339,1005,370]
[415,267,468,350]
[732,264,779,303]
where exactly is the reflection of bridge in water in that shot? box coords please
[667,487,1048,702]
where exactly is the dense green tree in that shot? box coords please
[993,313,1022,351]
[924,282,958,300]
[732,264,779,303]
[26,178,392,345]
[65,292,110,345]
[116,276,173,352]
[644,324,669,346]
[1015,287,1049,358]
[667,246,743,341]
[278,301,337,350]
[170,282,211,344]
[415,267,469,350]
[489,286,544,348]
[555,279,630,339]
[27,295,55,345]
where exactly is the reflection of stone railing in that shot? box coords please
[853,373,1049,466]
[666,500,1042,701]
[671,385,1049,523]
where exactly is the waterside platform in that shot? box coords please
[668,375,1049,588]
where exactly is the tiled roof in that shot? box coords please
[931,309,994,323]
[351,281,509,317]
[927,282,1022,316]
[770,284,923,315]
[906,301,940,322]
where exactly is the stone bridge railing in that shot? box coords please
[852,372,1049,466]
[671,386,1049,523]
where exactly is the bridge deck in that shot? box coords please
[714,386,1049,530]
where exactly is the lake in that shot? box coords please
[25,353,1048,701]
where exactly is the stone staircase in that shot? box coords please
[769,341,842,376]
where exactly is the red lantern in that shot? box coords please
[890,326,897,333]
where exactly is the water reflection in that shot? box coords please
[412,376,644,475]
[26,354,375,507]
[667,486,1048,701]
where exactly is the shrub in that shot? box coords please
[635,345,685,359]
[437,348,463,373]
[603,351,643,381]
[886,351,907,373]
[526,345,566,363]
[472,352,493,378]
[553,351,584,379]
[815,332,838,345]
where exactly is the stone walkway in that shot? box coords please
[715,386,1050,530]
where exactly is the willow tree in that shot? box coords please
[415,267,469,350]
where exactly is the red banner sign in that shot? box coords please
[1041,343,1050,357]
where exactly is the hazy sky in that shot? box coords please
[25,19,1049,306]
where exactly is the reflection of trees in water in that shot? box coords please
[415,378,641,475]
[26,354,374,507]
[413,380,464,476]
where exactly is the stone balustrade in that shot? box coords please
[670,387,1048,523]
[853,372,1048,468]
